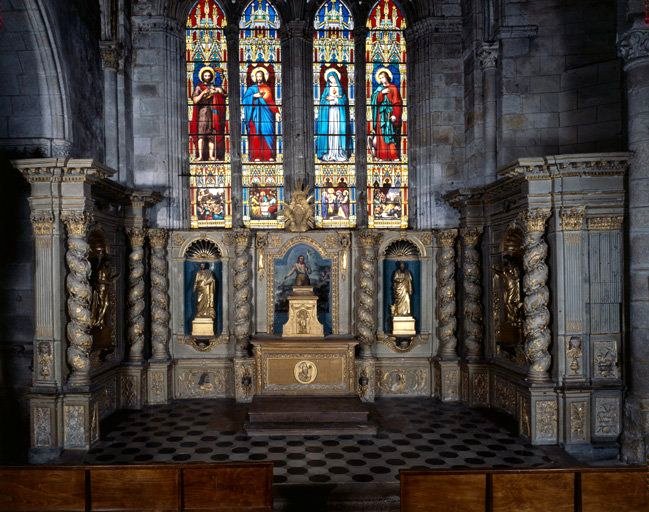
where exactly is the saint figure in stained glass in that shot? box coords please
[191,66,227,161]
[242,66,279,162]
[370,67,403,161]
[315,69,351,162]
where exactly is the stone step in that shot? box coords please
[244,422,378,437]
[247,396,370,424]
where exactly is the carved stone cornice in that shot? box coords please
[520,209,551,233]
[31,211,55,236]
[560,207,586,231]
[62,211,93,238]
[477,42,499,70]
[588,216,624,231]
[618,25,649,69]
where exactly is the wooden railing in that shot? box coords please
[0,463,273,512]
[401,467,648,512]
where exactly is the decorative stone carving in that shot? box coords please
[149,229,170,361]
[356,230,382,354]
[62,211,93,387]
[588,216,624,231]
[376,367,428,396]
[175,365,232,399]
[33,407,52,448]
[560,207,585,231]
[120,374,139,409]
[617,26,649,67]
[63,405,86,448]
[255,233,268,277]
[493,375,517,416]
[179,334,229,352]
[477,42,498,70]
[127,228,146,362]
[593,341,619,379]
[461,227,483,360]
[471,370,489,406]
[31,211,55,237]
[356,358,375,403]
[234,358,256,403]
[521,209,552,383]
[566,337,583,377]
[535,399,558,442]
[99,42,120,70]
[228,230,252,356]
[569,401,587,443]
[376,332,428,353]
[37,341,54,380]
[436,229,458,360]
[283,188,315,232]
[594,397,620,436]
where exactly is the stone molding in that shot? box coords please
[618,25,649,69]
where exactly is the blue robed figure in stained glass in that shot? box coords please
[315,69,351,162]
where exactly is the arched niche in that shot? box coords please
[492,224,526,365]
[382,240,421,335]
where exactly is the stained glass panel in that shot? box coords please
[366,0,408,229]
[187,0,232,228]
[313,0,356,228]
[240,0,283,228]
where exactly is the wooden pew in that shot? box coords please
[580,468,648,512]
[400,471,486,512]
[492,471,574,512]
[0,467,86,512]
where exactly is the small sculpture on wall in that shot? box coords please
[192,262,216,337]
[390,261,416,336]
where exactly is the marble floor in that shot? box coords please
[68,397,574,487]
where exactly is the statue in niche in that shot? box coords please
[90,246,118,330]
[493,257,523,328]
[390,261,413,317]
[390,261,416,336]
[191,262,216,337]
[283,255,311,287]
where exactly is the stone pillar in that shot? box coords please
[354,26,368,228]
[280,20,313,195]
[126,227,146,363]
[521,209,552,384]
[477,42,498,181]
[618,20,649,463]
[61,211,93,388]
[356,230,382,361]
[147,228,171,405]
[100,42,120,172]
[459,226,488,407]
[225,24,243,227]
[229,229,253,357]
[435,229,459,401]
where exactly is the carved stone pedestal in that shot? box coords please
[434,359,460,402]
[192,318,215,337]
[146,362,171,405]
[234,357,256,403]
[561,390,591,447]
[521,388,558,445]
[282,287,324,337]
[120,366,145,410]
[28,394,62,463]
[392,316,416,336]
[460,363,489,407]
[62,393,99,451]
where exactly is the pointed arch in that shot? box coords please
[313,0,357,228]
[239,0,284,228]
[186,0,232,228]
[366,0,409,229]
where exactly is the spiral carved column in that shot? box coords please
[62,211,93,387]
[521,209,552,383]
[230,229,252,357]
[356,230,382,357]
[461,227,483,361]
[436,229,458,360]
[149,229,169,361]
[127,228,146,363]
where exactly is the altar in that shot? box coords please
[251,337,358,396]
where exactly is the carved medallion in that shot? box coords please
[294,360,318,384]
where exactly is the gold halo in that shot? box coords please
[324,68,341,82]
[250,66,269,82]
[375,67,393,83]
[198,66,215,80]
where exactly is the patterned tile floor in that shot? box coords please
[73,398,573,486]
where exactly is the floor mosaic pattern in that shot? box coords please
[78,398,568,485]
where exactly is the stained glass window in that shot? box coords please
[240,0,283,228]
[187,0,232,228]
[366,0,408,229]
[313,0,356,228]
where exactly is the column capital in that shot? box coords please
[436,228,458,248]
[477,42,499,70]
[148,228,168,249]
[520,208,551,233]
[560,207,586,231]
[99,41,120,70]
[618,23,649,70]
[127,227,146,246]
[460,226,483,246]
[62,211,93,238]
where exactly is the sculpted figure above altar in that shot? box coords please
[192,262,216,336]
[390,261,416,336]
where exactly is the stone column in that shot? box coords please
[521,209,552,384]
[618,20,649,463]
[229,229,252,356]
[355,230,382,359]
[61,211,93,388]
[146,228,171,405]
[280,20,313,195]
[225,24,243,227]
[100,42,120,172]
[354,26,368,227]
[435,229,460,401]
[477,42,498,181]
[126,227,146,363]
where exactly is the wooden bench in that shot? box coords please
[0,463,273,512]
[401,467,648,512]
